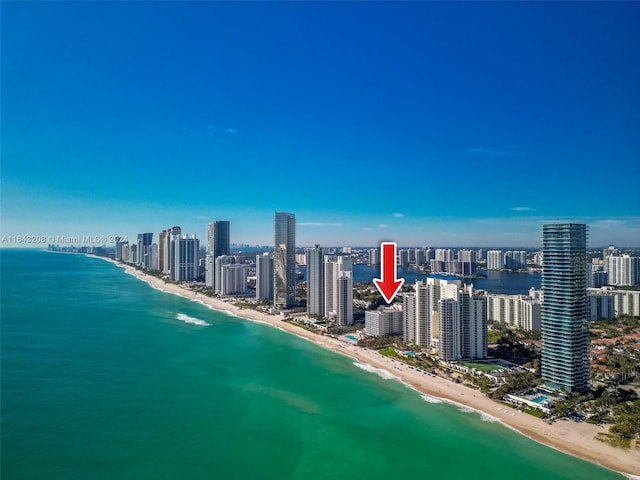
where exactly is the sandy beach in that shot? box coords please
[95,256,639,477]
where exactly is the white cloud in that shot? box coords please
[510,207,533,212]
[378,224,389,228]
[299,222,343,227]
[393,212,405,218]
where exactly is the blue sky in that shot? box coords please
[2,2,639,247]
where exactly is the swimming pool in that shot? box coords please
[345,335,357,341]
[532,395,548,403]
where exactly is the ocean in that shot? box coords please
[1,250,621,479]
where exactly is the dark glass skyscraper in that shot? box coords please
[205,221,230,288]
[541,223,589,392]
[273,212,296,307]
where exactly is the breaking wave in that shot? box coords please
[420,394,444,404]
[352,362,397,380]
[176,313,209,326]
[481,413,498,422]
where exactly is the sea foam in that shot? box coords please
[176,313,209,326]
[481,413,498,422]
[352,362,398,380]
[420,394,444,404]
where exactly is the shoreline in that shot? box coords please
[90,254,639,477]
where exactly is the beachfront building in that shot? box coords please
[306,245,325,316]
[256,253,274,301]
[486,293,542,331]
[205,221,231,289]
[439,297,460,361]
[273,212,296,307]
[115,237,127,261]
[460,286,488,359]
[365,307,403,337]
[137,233,153,270]
[401,276,487,360]
[402,292,416,344]
[214,255,235,293]
[163,226,181,277]
[541,223,589,393]
[173,234,199,282]
[157,230,166,272]
[220,264,248,295]
[324,253,353,325]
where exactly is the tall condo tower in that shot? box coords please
[306,245,325,316]
[273,212,296,307]
[205,221,231,288]
[256,253,274,301]
[541,223,589,392]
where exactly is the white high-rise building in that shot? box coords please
[415,281,431,346]
[256,253,274,301]
[605,255,639,286]
[435,248,454,262]
[365,307,403,337]
[215,255,235,293]
[115,238,127,261]
[439,297,460,361]
[402,293,416,344]
[306,245,324,316]
[487,250,504,270]
[220,264,248,295]
[274,212,296,307]
[369,248,380,266]
[460,285,488,359]
[164,226,181,276]
[403,276,486,361]
[324,254,353,325]
[486,294,542,331]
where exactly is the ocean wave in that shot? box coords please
[176,313,209,326]
[458,406,475,413]
[481,413,498,422]
[352,362,398,380]
[420,394,444,404]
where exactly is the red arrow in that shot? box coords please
[373,242,405,304]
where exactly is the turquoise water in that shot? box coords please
[1,250,622,479]
[533,396,549,404]
[345,335,357,341]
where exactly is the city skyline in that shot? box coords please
[2,2,639,247]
